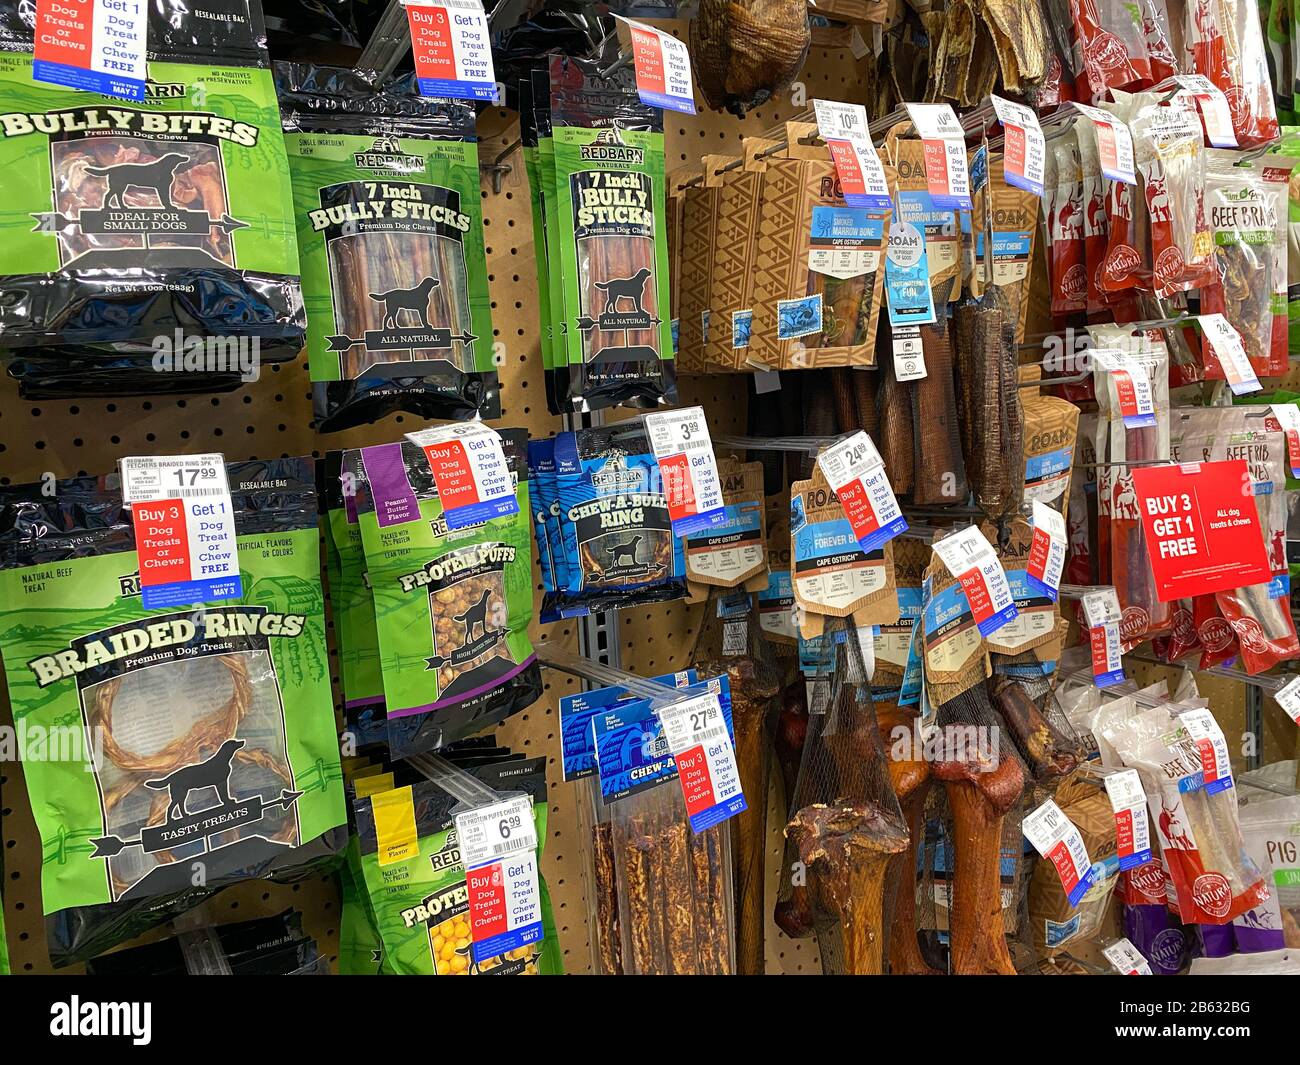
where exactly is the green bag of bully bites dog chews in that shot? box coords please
[0,458,347,967]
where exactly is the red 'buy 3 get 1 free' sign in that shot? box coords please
[1130,460,1271,602]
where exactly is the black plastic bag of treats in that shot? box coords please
[0,0,305,397]
[277,63,500,431]
[0,458,347,966]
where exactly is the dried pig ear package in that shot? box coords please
[551,423,688,614]
[684,457,768,591]
[1203,150,1296,378]
[0,458,346,967]
[548,53,676,412]
[0,0,305,394]
[352,757,563,974]
[1237,796,1300,949]
[346,433,542,757]
[277,64,497,431]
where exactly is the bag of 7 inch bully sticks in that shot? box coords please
[0,0,306,398]
[0,457,347,966]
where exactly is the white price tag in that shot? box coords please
[931,527,1018,636]
[1093,348,1156,427]
[1081,587,1124,687]
[657,692,747,832]
[813,99,892,212]
[1179,708,1234,794]
[904,102,971,209]
[1103,938,1153,975]
[1270,404,1300,476]
[407,421,519,529]
[119,453,241,610]
[1274,675,1300,723]
[1026,500,1066,601]
[618,16,696,114]
[890,324,927,381]
[454,795,538,869]
[645,405,725,535]
[1070,102,1136,184]
[405,0,497,101]
[991,95,1046,197]
[1023,799,1095,908]
[1103,768,1153,869]
[1196,313,1261,395]
[1172,74,1238,147]
[816,431,908,553]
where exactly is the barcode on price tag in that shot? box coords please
[1270,404,1300,477]
[455,794,538,869]
[1070,102,1136,184]
[407,422,519,530]
[1081,587,1125,687]
[1023,799,1095,908]
[645,406,726,535]
[904,102,971,209]
[1172,74,1237,148]
[120,454,241,610]
[931,527,1018,636]
[1103,938,1153,975]
[990,95,1045,197]
[405,0,497,101]
[1179,708,1234,795]
[618,16,696,114]
[657,691,747,832]
[1026,500,1066,601]
[1103,768,1153,870]
[1196,314,1261,395]
[813,99,892,213]
[816,431,908,553]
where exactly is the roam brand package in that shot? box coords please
[346,434,542,757]
[0,0,305,394]
[922,548,992,706]
[548,52,676,412]
[550,422,688,615]
[277,64,498,432]
[789,465,897,638]
[352,756,563,975]
[757,495,796,645]
[684,457,768,592]
[0,457,346,967]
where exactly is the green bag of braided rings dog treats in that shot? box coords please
[0,458,347,967]
[353,756,562,975]
[345,431,542,758]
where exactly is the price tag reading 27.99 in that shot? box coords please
[645,406,726,536]
[657,691,747,833]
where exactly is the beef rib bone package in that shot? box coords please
[0,458,347,967]
[345,433,542,758]
[0,0,305,394]
[277,64,498,432]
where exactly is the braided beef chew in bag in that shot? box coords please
[0,0,304,387]
[277,64,498,431]
[549,53,677,412]
[345,433,542,758]
[690,0,811,116]
[0,458,346,967]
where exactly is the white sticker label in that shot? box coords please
[1269,404,1300,477]
[1081,587,1124,687]
[1026,500,1066,601]
[904,102,971,209]
[1093,347,1156,427]
[119,453,241,610]
[645,405,726,536]
[1023,799,1095,907]
[813,98,892,212]
[1196,313,1261,395]
[405,0,497,101]
[891,324,927,381]
[407,421,519,529]
[1104,768,1153,869]
[618,16,696,114]
[1070,102,1136,184]
[1172,74,1238,148]
[990,94,1046,197]
[657,692,747,832]
[454,794,537,869]
[816,431,908,553]
[1274,675,1300,723]
[932,527,1018,636]
[1103,938,1153,975]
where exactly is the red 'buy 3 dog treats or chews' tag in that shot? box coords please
[120,453,241,611]
[407,422,520,530]
[931,526,1018,636]
[454,795,544,963]
[816,431,908,554]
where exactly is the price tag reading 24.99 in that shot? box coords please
[645,406,726,536]
[657,691,747,833]
[120,454,242,610]
[932,527,1018,636]
[816,431,908,553]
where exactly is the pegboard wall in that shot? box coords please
[0,22,867,974]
